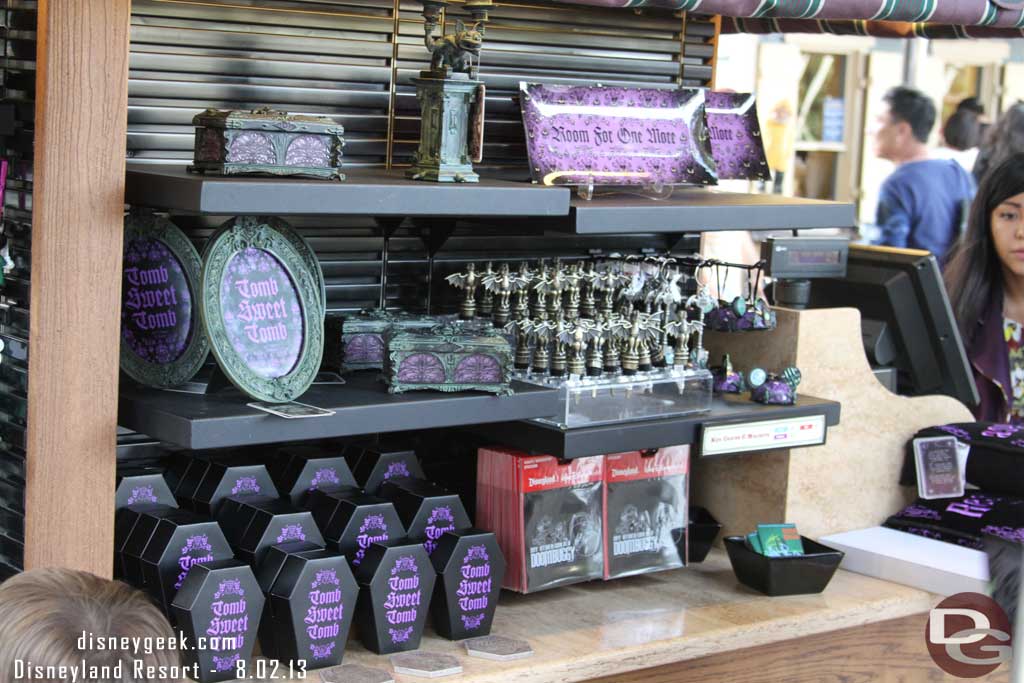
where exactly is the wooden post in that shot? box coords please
[24,0,131,576]
[708,15,722,89]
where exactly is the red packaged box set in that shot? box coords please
[603,447,689,580]
[476,447,604,594]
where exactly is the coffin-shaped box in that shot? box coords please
[307,489,405,569]
[171,559,264,683]
[235,499,324,567]
[274,446,357,507]
[120,506,191,589]
[430,529,505,641]
[354,540,436,654]
[190,463,277,516]
[115,503,176,583]
[139,511,234,614]
[256,542,326,668]
[348,442,425,495]
[173,456,212,502]
[378,479,471,555]
[264,549,359,668]
[116,471,177,510]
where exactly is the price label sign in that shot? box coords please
[700,415,826,457]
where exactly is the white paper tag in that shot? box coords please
[247,401,336,419]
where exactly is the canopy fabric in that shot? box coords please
[553,0,1024,29]
[721,16,1024,38]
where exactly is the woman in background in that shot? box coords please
[945,153,1024,422]
[940,107,983,173]
[973,103,1024,183]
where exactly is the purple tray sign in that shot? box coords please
[704,92,771,181]
[519,83,718,187]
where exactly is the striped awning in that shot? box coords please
[722,17,1024,38]
[553,1,1024,36]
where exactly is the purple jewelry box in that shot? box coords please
[704,91,771,181]
[519,83,717,187]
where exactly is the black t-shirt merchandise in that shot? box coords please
[885,492,1024,549]
[900,422,1024,497]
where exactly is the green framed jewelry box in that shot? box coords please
[383,323,513,395]
[189,108,345,180]
[325,310,439,373]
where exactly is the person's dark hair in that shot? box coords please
[945,153,1024,347]
[884,86,937,144]
[957,97,985,115]
[944,109,982,151]
[976,103,1024,182]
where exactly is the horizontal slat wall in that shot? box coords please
[125,0,713,318]
[129,0,397,167]
[0,0,36,578]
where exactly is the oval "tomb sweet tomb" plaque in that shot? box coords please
[120,214,209,387]
[200,216,324,403]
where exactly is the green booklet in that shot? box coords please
[746,532,763,554]
[757,523,804,557]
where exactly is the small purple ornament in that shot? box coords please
[749,366,801,405]
[712,354,745,394]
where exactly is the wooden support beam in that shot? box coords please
[24,0,131,576]
[709,14,722,89]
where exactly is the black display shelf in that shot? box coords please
[465,393,841,459]
[118,372,561,450]
[124,165,570,217]
[563,189,856,234]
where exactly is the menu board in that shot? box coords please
[519,83,718,188]
[120,215,209,388]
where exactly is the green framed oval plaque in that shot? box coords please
[121,214,209,387]
[200,216,325,403]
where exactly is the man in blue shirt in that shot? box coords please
[872,86,976,262]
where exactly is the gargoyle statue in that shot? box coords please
[427,20,484,77]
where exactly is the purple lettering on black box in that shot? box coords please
[423,506,456,555]
[219,247,304,379]
[176,534,215,590]
[355,514,390,567]
[122,237,193,364]
[457,545,491,632]
[384,556,421,644]
[305,569,344,660]
[207,578,249,672]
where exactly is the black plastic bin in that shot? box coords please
[724,536,844,596]
[688,506,722,563]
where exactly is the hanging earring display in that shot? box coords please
[200,216,325,403]
[705,260,776,333]
[120,213,210,388]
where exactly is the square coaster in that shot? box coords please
[318,664,393,683]
[389,652,463,679]
[463,635,534,661]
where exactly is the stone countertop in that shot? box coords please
[305,550,935,683]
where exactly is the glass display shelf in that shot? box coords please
[516,367,713,430]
